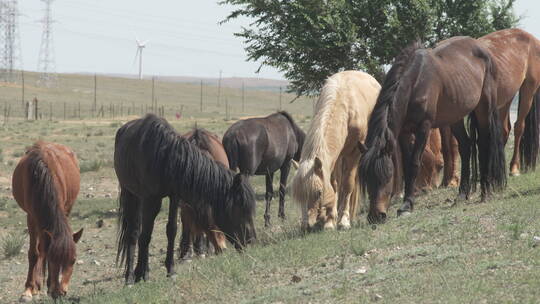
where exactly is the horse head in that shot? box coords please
[44,228,83,299]
[224,173,257,250]
[292,156,337,231]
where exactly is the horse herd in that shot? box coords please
[9,28,540,301]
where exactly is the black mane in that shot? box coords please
[360,41,423,196]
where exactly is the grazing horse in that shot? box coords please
[178,128,229,260]
[12,142,83,301]
[291,71,380,230]
[360,37,506,224]
[114,114,256,285]
[223,111,305,227]
[415,129,444,192]
[478,29,540,175]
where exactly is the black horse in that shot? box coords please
[223,111,305,227]
[114,114,256,285]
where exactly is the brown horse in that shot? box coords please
[177,128,230,260]
[415,129,444,192]
[479,29,540,175]
[359,37,506,224]
[12,142,83,301]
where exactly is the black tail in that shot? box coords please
[468,114,478,193]
[27,148,73,265]
[116,188,141,268]
[519,90,540,172]
[486,103,507,192]
[223,136,239,171]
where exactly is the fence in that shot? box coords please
[0,72,314,125]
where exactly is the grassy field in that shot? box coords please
[0,73,539,303]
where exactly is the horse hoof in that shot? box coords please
[510,171,520,177]
[337,218,351,230]
[323,221,335,230]
[167,274,177,281]
[19,294,32,303]
[397,210,412,217]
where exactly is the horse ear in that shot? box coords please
[313,157,323,178]
[358,142,367,153]
[73,228,84,243]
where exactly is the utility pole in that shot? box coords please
[37,0,57,87]
[217,70,222,106]
[0,0,23,83]
[242,81,245,113]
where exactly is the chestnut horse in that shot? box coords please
[415,129,444,192]
[480,29,540,175]
[360,37,506,224]
[12,141,83,301]
[177,128,229,260]
[291,71,380,230]
[115,114,256,284]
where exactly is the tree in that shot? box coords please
[220,0,519,96]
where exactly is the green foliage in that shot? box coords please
[221,0,519,96]
[80,159,103,173]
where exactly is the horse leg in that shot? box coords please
[179,204,192,261]
[451,121,471,201]
[264,171,274,227]
[510,83,538,176]
[165,196,179,277]
[337,149,361,229]
[398,121,432,216]
[21,216,39,302]
[119,188,141,286]
[193,234,206,257]
[134,197,162,282]
[278,162,291,220]
[441,126,459,187]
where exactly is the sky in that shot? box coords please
[13,0,540,80]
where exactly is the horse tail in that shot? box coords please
[223,135,239,171]
[468,114,479,193]
[116,188,141,269]
[27,148,74,265]
[519,89,540,172]
[485,59,507,193]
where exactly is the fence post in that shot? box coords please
[200,80,203,112]
[93,73,97,117]
[63,102,66,120]
[242,81,245,113]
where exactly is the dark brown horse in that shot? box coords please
[115,114,256,284]
[223,111,305,227]
[360,37,506,224]
[12,142,83,301]
[177,128,229,260]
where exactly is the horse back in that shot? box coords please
[12,141,80,215]
[183,129,230,169]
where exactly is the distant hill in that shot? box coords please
[99,73,289,92]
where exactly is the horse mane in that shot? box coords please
[360,41,423,196]
[139,114,255,216]
[26,143,75,268]
[291,75,343,206]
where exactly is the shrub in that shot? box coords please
[2,233,25,259]
[80,160,103,173]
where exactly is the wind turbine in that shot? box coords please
[134,38,149,80]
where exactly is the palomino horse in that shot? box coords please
[178,128,229,260]
[12,142,83,301]
[479,29,540,175]
[360,37,506,224]
[115,114,256,284]
[291,71,380,230]
[223,111,305,227]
